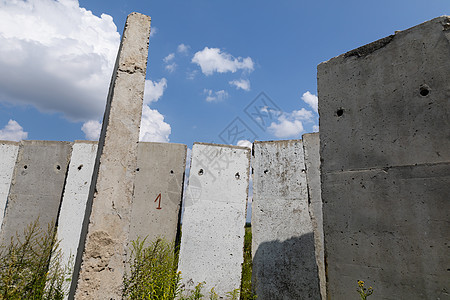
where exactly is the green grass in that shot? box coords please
[240,224,256,300]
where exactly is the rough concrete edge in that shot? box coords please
[318,15,450,69]
[253,139,302,145]
[0,141,19,146]
[194,141,250,150]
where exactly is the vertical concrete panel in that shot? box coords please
[178,143,250,297]
[251,140,320,299]
[0,141,19,231]
[318,16,450,299]
[54,141,97,296]
[303,133,326,300]
[0,140,72,244]
[72,13,151,300]
[129,142,186,244]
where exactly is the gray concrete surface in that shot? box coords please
[178,143,250,297]
[129,142,186,245]
[0,140,72,244]
[318,16,450,299]
[54,141,97,298]
[0,141,19,232]
[252,140,320,299]
[72,12,151,300]
[303,133,326,300]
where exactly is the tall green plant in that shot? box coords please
[0,220,71,299]
[123,237,181,300]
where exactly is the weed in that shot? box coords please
[356,280,373,300]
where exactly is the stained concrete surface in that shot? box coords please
[0,141,19,232]
[303,133,326,300]
[251,140,320,299]
[178,143,250,297]
[0,140,72,244]
[318,16,450,299]
[73,12,151,300]
[129,142,186,245]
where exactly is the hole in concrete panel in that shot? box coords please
[301,169,306,173]
[56,165,61,170]
[235,172,240,179]
[78,164,83,171]
[198,169,204,175]
[419,85,430,97]
[263,170,269,174]
[170,170,174,174]
[336,108,344,116]
[23,165,27,169]
[136,168,140,172]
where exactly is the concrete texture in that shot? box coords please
[318,16,450,299]
[0,141,19,232]
[251,140,320,299]
[178,143,250,297]
[72,12,151,300]
[302,133,326,300]
[54,141,97,297]
[0,140,72,244]
[129,142,186,245]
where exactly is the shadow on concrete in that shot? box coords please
[252,232,320,299]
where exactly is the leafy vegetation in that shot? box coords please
[0,220,72,299]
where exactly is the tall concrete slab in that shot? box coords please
[0,140,72,244]
[251,140,320,299]
[178,143,250,297]
[318,16,450,299]
[303,133,326,300]
[129,142,186,245]
[72,12,151,300]
[54,141,97,297]
[0,141,19,231]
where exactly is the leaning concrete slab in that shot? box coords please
[72,12,151,300]
[0,140,72,244]
[251,140,320,299]
[0,141,19,232]
[318,16,450,299]
[302,133,326,300]
[54,141,97,296]
[177,143,250,297]
[129,142,186,245]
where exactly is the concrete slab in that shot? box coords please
[129,142,186,245]
[72,12,151,300]
[318,16,450,299]
[54,141,97,295]
[0,141,19,232]
[177,142,250,297]
[0,140,72,244]
[302,133,325,300]
[251,140,320,299]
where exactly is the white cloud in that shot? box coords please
[81,120,102,141]
[0,119,28,141]
[192,47,254,75]
[302,91,318,113]
[139,105,171,142]
[177,43,189,54]
[144,78,167,105]
[291,108,314,121]
[163,53,175,63]
[204,89,229,102]
[150,26,158,37]
[165,63,177,73]
[268,115,304,138]
[313,125,319,132]
[186,70,198,80]
[229,79,250,91]
[237,140,252,148]
[0,0,120,121]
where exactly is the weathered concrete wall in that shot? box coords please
[129,142,186,245]
[54,141,97,296]
[302,132,326,300]
[252,140,320,299]
[0,140,72,244]
[178,143,250,297]
[0,141,19,231]
[318,16,450,299]
[72,12,151,300]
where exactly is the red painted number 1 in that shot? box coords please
[154,193,162,210]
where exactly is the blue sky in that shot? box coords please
[0,0,449,147]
